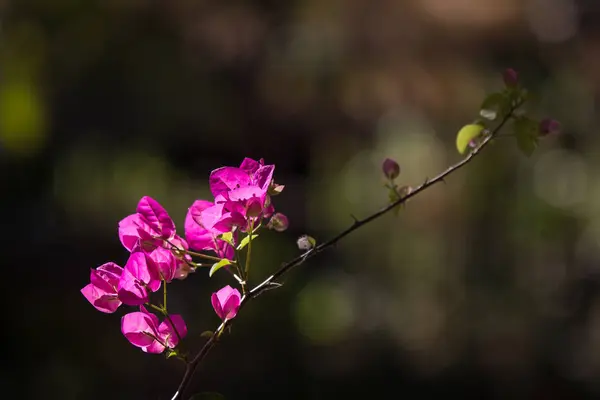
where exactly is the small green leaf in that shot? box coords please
[237,234,259,251]
[200,330,214,338]
[219,232,234,246]
[479,92,508,121]
[513,117,539,157]
[189,393,226,400]
[456,124,484,154]
[209,259,232,277]
[165,350,178,359]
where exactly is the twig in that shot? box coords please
[170,101,522,400]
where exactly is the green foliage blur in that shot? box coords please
[2,0,599,399]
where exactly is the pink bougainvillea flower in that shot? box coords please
[209,167,252,198]
[184,200,239,259]
[118,196,176,252]
[81,262,124,313]
[211,285,242,321]
[118,213,161,252]
[121,306,188,354]
[239,157,264,174]
[136,196,176,240]
[117,251,161,306]
[267,212,289,232]
[250,164,274,193]
[147,246,177,283]
[209,159,274,199]
[208,159,276,229]
[382,158,400,180]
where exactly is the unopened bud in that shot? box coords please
[245,197,263,217]
[382,158,400,180]
[297,235,316,251]
[268,180,285,196]
[268,213,289,232]
[174,262,194,280]
[503,68,518,87]
[539,118,560,136]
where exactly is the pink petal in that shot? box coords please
[121,312,159,348]
[252,164,275,192]
[81,284,122,313]
[89,262,122,293]
[227,186,266,203]
[118,214,145,252]
[118,214,163,252]
[212,285,241,320]
[209,167,251,197]
[136,196,176,240]
[216,241,235,261]
[147,246,176,283]
[239,158,261,174]
[136,227,164,252]
[117,268,149,305]
[199,203,229,231]
[211,211,246,233]
[124,251,158,286]
[171,234,189,251]
[158,314,188,348]
[185,201,217,251]
[211,292,225,320]
[222,294,241,319]
[139,305,161,327]
[143,340,166,354]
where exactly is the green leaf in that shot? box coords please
[219,232,234,246]
[209,258,232,277]
[189,393,226,400]
[513,117,539,157]
[200,330,214,338]
[456,124,484,154]
[165,350,178,359]
[479,92,508,121]
[237,234,259,251]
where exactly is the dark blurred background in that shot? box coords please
[2,0,600,399]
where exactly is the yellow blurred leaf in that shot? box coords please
[455,124,484,155]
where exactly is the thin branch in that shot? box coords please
[170,101,522,400]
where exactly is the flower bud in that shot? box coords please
[174,262,194,280]
[382,158,400,180]
[268,180,285,196]
[268,213,289,232]
[539,118,560,136]
[503,68,518,87]
[297,234,316,251]
[245,197,263,217]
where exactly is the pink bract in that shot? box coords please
[184,200,238,259]
[211,285,242,321]
[121,306,188,354]
[117,251,161,306]
[136,196,176,240]
[209,167,252,198]
[81,262,124,313]
[118,197,176,253]
[147,246,177,283]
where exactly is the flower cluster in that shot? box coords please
[81,157,287,354]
